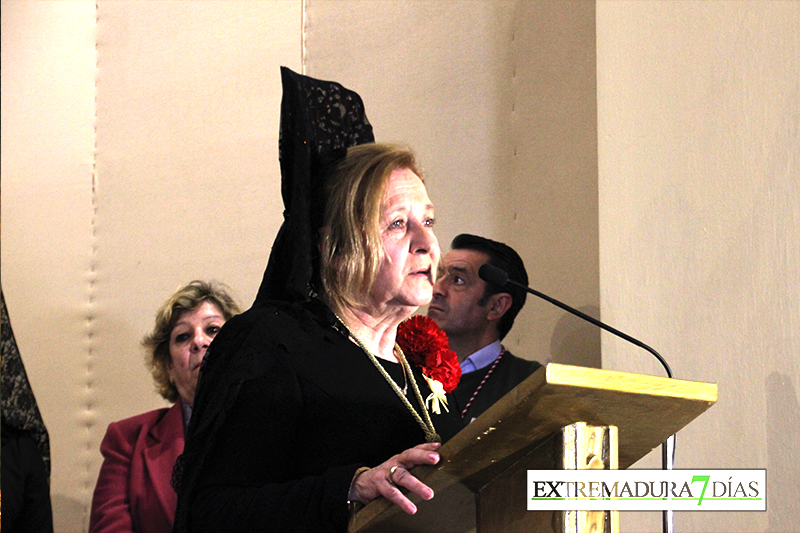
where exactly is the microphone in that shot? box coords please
[479,262,677,533]
[478,263,673,377]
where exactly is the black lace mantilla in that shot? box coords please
[295,75,373,159]
[1,289,52,477]
[254,67,374,305]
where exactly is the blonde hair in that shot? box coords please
[319,143,422,314]
[142,280,241,403]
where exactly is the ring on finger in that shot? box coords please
[388,465,399,485]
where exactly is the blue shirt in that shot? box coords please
[460,340,503,374]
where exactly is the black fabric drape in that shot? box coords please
[254,67,374,305]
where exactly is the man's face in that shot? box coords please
[427,249,492,337]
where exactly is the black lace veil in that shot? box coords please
[1,289,52,478]
[254,67,374,305]
[172,70,375,530]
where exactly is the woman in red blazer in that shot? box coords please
[90,280,240,533]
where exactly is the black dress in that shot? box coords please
[1,423,54,533]
[174,298,464,533]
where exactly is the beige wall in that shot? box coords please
[2,1,796,532]
[598,1,800,531]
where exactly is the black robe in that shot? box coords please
[173,299,464,533]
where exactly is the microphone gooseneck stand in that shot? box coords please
[477,264,676,533]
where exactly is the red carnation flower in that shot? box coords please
[397,315,461,393]
[428,347,461,393]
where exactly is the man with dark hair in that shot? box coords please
[428,234,541,420]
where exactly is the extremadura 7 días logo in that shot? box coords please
[527,469,766,511]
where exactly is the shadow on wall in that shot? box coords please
[549,306,601,368]
[767,372,799,531]
[52,493,84,533]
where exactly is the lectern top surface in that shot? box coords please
[349,363,718,533]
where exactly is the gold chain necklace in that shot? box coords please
[332,311,440,443]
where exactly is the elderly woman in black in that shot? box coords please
[173,69,463,533]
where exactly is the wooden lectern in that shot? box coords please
[348,363,718,533]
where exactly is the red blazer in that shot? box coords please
[90,402,185,533]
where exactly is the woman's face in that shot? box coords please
[368,167,440,312]
[167,301,225,405]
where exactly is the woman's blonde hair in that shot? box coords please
[319,143,422,314]
[142,280,240,403]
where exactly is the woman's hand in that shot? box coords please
[349,442,441,514]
